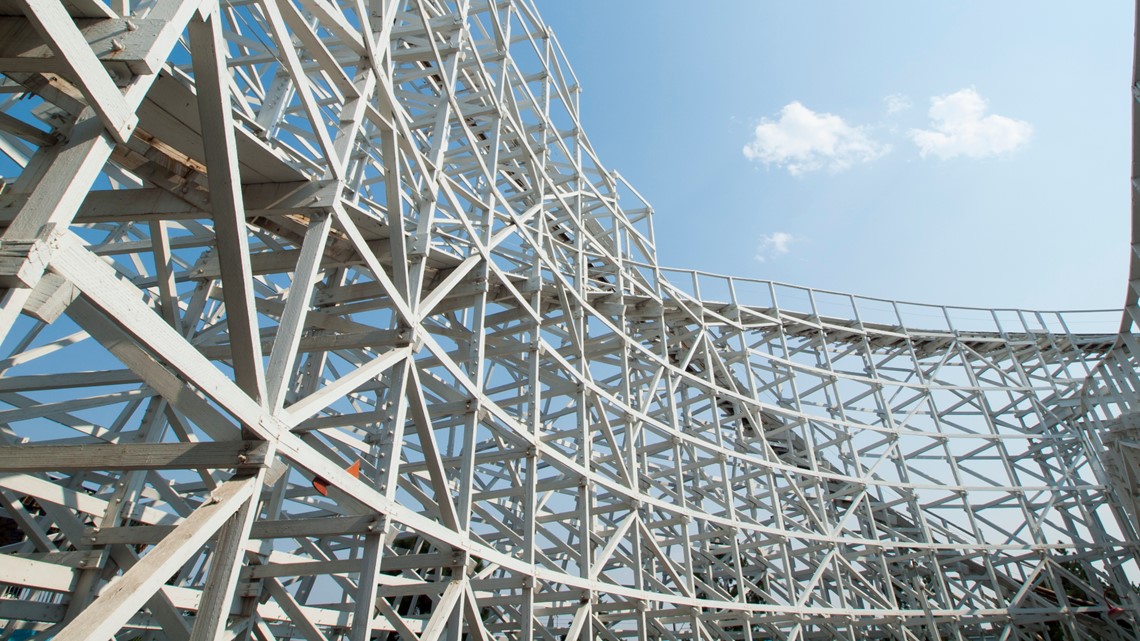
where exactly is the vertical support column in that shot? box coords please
[190,478,263,641]
[349,528,387,641]
[176,11,270,637]
[352,358,413,640]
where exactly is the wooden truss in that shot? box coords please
[0,0,1137,640]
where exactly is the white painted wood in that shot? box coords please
[0,1,1133,639]
[265,212,332,412]
[189,481,262,641]
[16,0,136,143]
[53,475,259,641]
[188,7,267,404]
[0,441,268,471]
[0,553,75,592]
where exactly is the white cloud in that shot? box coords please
[743,102,889,175]
[884,93,912,115]
[909,88,1032,159]
[756,232,794,262]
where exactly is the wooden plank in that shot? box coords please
[281,344,410,427]
[0,179,325,228]
[0,369,138,392]
[149,220,182,331]
[0,598,65,623]
[17,0,136,143]
[419,581,465,641]
[105,545,192,641]
[0,16,168,75]
[0,553,75,592]
[52,475,260,641]
[141,73,305,184]
[0,440,269,472]
[188,11,266,403]
[462,583,492,641]
[264,578,332,641]
[405,366,461,531]
[92,514,382,545]
[189,475,261,641]
[265,212,332,411]
[349,530,384,641]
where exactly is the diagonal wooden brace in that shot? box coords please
[17,0,138,144]
[52,474,261,641]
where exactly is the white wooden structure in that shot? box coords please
[0,1,1138,639]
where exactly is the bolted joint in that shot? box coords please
[450,549,470,573]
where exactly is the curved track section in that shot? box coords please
[0,1,1136,640]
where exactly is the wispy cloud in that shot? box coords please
[909,88,1032,159]
[884,93,912,115]
[743,102,889,175]
[756,232,794,262]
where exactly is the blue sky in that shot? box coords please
[537,2,1133,312]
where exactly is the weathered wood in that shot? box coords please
[0,1,1132,639]
[187,5,266,404]
[16,0,136,142]
[51,475,260,641]
[0,440,268,472]
[90,514,383,545]
[0,16,169,75]
[189,475,261,641]
[0,553,76,592]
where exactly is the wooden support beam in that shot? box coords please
[190,477,263,641]
[0,17,171,75]
[265,212,332,412]
[405,366,462,532]
[16,0,136,143]
[419,580,464,641]
[105,545,193,641]
[52,474,260,641]
[91,515,384,545]
[188,7,267,404]
[348,530,385,641]
[264,578,332,641]
[0,441,269,472]
[0,553,76,592]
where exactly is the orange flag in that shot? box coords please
[312,459,361,497]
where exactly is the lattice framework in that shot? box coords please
[0,1,1136,640]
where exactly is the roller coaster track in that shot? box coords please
[0,1,1137,640]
